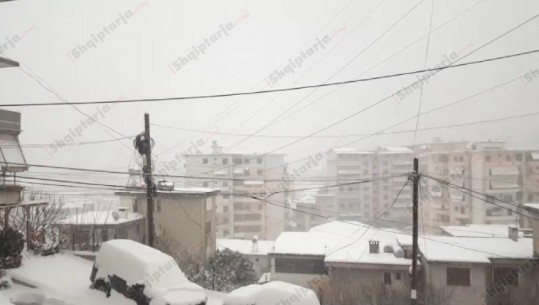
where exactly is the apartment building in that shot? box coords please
[417,140,539,229]
[324,147,413,228]
[184,141,288,240]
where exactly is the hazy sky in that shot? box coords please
[0,0,538,188]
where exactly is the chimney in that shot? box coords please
[369,240,380,254]
[508,225,519,241]
[251,235,259,253]
[118,207,128,219]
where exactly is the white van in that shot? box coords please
[224,281,319,305]
[90,239,206,305]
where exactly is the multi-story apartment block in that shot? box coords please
[416,140,539,229]
[184,141,288,240]
[324,147,413,229]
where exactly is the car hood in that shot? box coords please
[148,283,207,305]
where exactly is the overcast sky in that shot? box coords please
[0,0,538,188]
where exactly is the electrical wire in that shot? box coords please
[0,49,536,108]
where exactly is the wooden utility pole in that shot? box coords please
[411,157,419,305]
[144,113,155,247]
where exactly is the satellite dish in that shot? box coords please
[111,211,120,221]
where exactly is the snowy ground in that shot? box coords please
[0,252,225,305]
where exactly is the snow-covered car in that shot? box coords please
[90,239,206,305]
[223,281,319,305]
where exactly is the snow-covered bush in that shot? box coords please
[0,227,24,269]
[194,249,257,293]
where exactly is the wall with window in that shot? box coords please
[425,262,488,305]
[270,255,328,287]
[328,265,410,289]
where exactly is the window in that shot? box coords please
[223,194,230,199]
[485,155,491,162]
[507,209,513,216]
[234,225,261,233]
[447,267,470,286]
[454,156,458,162]
[233,158,242,164]
[516,153,523,161]
[222,158,229,165]
[205,222,211,233]
[459,156,464,162]
[493,267,519,286]
[223,181,229,187]
[133,202,138,213]
[257,169,263,176]
[396,272,402,281]
[101,229,109,242]
[244,158,250,164]
[384,272,392,285]
[203,158,208,164]
[244,169,250,176]
[257,157,263,164]
[157,200,161,213]
[275,258,325,274]
[506,155,511,162]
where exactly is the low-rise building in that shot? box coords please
[396,231,539,305]
[217,237,274,277]
[523,203,539,254]
[55,208,144,251]
[116,187,218,265]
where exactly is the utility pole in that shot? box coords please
[144,113,155,247]
[411,157,419,305]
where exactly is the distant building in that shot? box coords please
[217,237,275,277]
[55,208,144,251]
[0,109,28,208]
[416,140,539,229]
[324,147,412,227]
[183,141,288,240]
[116,187,218,265]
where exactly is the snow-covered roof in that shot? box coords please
[271,231,341,256]
[59,210,143,225]
[332,147,373,154]
[440,224,524,238]
[324,228,410,266]
[272,221,408,266]
[379,147,413,154]
[524,203,539,212]
[217,239,275,255]
[397,235,534,264]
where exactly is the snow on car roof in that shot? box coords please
[95,240,187,289]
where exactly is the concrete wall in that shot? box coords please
[132,194,216,264]
[245,254,270,278]
[269,256,328,287]
[57,219,144,251]
[424,262,489,305]
[329,265,410,289]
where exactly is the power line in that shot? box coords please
[152,110,539,139]
[245,193,524,259]
[182,13,539,176]
[224,0,422,151]
[423,174,539,222]
[324,179,411,257]
[271,0,485,125]
[0,49,536,108]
